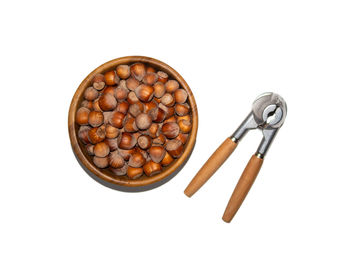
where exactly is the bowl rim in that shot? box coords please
[68,56,198,187]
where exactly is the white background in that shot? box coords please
[1,0,349,271]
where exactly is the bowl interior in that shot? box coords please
[68,56,198,187]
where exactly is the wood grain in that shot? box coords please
[68,56,198,187]
[184,138,237,197]
[222,154,263,223]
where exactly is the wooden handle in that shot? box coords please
[222,155,263,223]
[184,138,237,197]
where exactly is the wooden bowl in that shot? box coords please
[68,56,198,188]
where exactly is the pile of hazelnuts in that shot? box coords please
[75,62,192,179]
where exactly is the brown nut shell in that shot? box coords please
[76,107,90,125]
[178,120,192,133]
[118,132,136,150]
[104,70,120,85]
[142,72,158,85]
[162,122,180,139]
[157,71,168,83]
[135,113,152,130]
[116,101,129,114]
[116,65,130,79]
[149,146,166,163]
[175,103,190,116]
[165,139,183,158]
[88,111,104,127]
[161,151,174,166]
[130,63,146,81]
[129,152,146,168]
[84,87,99,101]
[137,135,152,149]
[78,125,91,144]
[127,167,144,179]
[110,163,127,176]
[165,80,179,93]
[94,142,110,157]
[92,74,105,90]
[143,161,162,177]
[109,111,125,128]
[174,89,188,104]
[99,93,117,111]
[93,156,109,168]
[108,151,125,168]
[135,84,154,102]
[105,124,119,138]
[153,82,166,98]
[88,126,106,144]
[126,77,140,91]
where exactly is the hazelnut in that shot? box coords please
[116,101,129,114]
[105,124,119,138]
[110,163,127,176]
[124,117,138,132]
[129,152,146,168]
[118,132,136,149]
[143,161,162,177]
[93,99,102,112]
[93,156,109,168]
[84,87,99,101]
[135,147,149,160]
[135,113,152,130]
[153,82,166,98]
[129,102,144,117]
[142,72,158,85]
[163,116,177,124]
[176,114,191,123]
[174,89,188,104]
[162,122,180,139]
[160,93,174,107]
[88,111,104,127]
[175,103,190,116]
[147,123,159,138]
[109,151,125,168]
[88,126,106,144]
[115,87,128,101]
[86,144,95,155]
[127,91,139,104]
[76,107,90,125]
[146,66,156,73]
[178,120,192,133]
[118,148,135,160]
[109,111,125,128]
[158,104,174,119]
[126,77,140,91]
[175,133,189,145]
[105,138,119,151]
[137,135,152,149]
[144,100,158,113]
[165,80,179,93]
[130,62,146,81]
[135,84,154,102]
[165,139,183,158]
[78,125,90,144]
[92,74,105,90]
[104,70,120,85]
[157,71,168,83]
[81,100,93,110]
[99,93,117,111]
[94,142,110,157]
[153,134,166,145]
[149,146,166,163]
[161,151,174,166]
[103,86,116,96]
[150,107,166,123]
[116,65,130,79]
[127,167,143,179]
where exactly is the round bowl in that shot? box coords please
[68,56,198,188]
